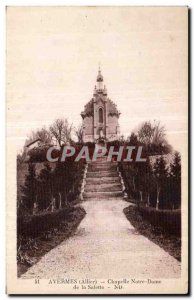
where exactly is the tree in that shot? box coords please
[19,127,52,163]
[17,152,25,167]
[25,127,52,147]
[36,127,52,145]
[135,162,145,203]
[153,156,167,210]
[170,152,181,179]
[144,158,154,207]
[49,118,73,147]
[52,162,70,206]
[21,163,37,212]
[137,120,171,154]
[128,132,139,146]
[37,163,53,210]
[138,121,155,145]
[75,124,84,144]
[169,152,181,209]
[119,135,126,144]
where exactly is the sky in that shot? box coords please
[6,7,188,153]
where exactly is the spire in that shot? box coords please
[96,65,103,90]
[98,62,101,75]
[97,68,103,82]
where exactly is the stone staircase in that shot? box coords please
[83,158,123,200]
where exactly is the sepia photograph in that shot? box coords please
[6,6,188,294]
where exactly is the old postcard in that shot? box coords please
[6,6,188,294]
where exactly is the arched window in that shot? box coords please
[99,108,103,123]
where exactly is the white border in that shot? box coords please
[1,0,192,298]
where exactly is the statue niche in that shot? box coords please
[99,107,103,123]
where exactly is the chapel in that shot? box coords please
[81,68,121,143]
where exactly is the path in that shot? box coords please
[22,160,181,279]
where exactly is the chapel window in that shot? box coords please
[99,108,103,123]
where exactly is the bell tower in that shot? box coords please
[81,67,120,143]
[93,67,108,142]
[96,66,104,91]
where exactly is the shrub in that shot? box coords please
[119,152,181,210]
[17,207,85,238]
[19,160,85,214]
[138,206,181,236]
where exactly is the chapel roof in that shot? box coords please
[81,68,121,118]
[81,97,120,118]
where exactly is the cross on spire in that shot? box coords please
[98,62,101,72]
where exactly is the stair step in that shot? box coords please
[87,171,118,178]
[85,183,122,192]
[86,177,121,184]
[88,161,117,165]
[83,191,123,199]
[88,165,117,172]
[83,161,123,200]
[93,157,109,162]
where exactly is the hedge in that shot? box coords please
[138,206,181,236]
[17,207,85,238]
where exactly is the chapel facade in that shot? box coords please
[81,68,121,143]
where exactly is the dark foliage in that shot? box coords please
[138,206,181,235]
[124,205,181,261]
[17,207,85,238]
[169,152,181,209]
[21,163,37,212]
[28,146,48,162]
[20,161,85,215]
[119,152,181,210]
[36,163,53,210]
[28,146,60,163]
[106,140,122,149]
[17,206,86,276]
